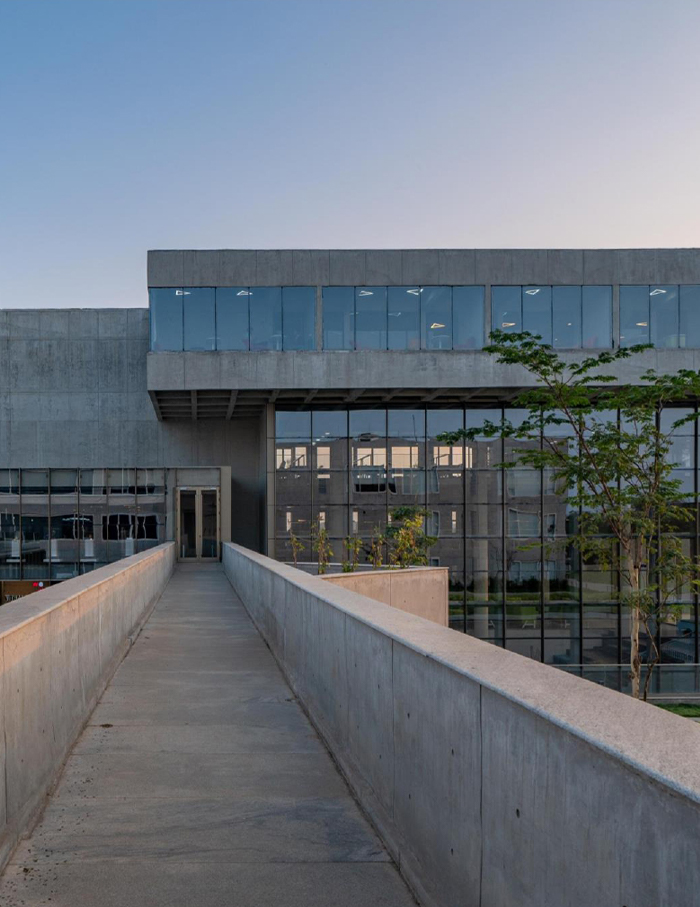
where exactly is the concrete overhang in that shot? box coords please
[146,348,700,421]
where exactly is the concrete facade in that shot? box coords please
[321,567,449,626]
[0,542,175,871]
[223,542,700,907]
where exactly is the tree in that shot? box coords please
[438,330,700,700]
[342,536,362,572]
[387,506,437,569]
[287,530,304,567]
[311,521,333,575]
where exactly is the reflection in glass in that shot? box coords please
[323,287,354,350]
[620,286,650,346]
[250,287,282,350]
[184,288,215,351]
[355,287,387,350]
[552,286,581,348]
[282,287,315,350]
[453,286,484,349]
[650,286,679,348]
[421,287,452,349]
[491,287,521,334]
[680,286,700,348]
[21,470,49,580]
[582,286,612,348]
[388,287,420,350]
[522,286,552,344]
[149,288,183,351]
[0,470,20,580]
[216,288,249,350]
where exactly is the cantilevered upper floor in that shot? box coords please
[146,248,700,419]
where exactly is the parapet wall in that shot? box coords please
[224,542,700,907]
[320,567,448,626]
[0,543,175,870]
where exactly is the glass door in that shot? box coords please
[177,487,220,561]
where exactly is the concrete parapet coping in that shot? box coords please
[0,544,175,641]
[227,543,700,805]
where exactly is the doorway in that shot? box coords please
[176,487,220,561]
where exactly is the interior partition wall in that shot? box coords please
[271,406,700,695]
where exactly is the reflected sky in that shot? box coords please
[1,0,699,307]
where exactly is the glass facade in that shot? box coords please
[491,286,613,348]
[272,406,700,693]
[0,468,166,582]
[151,284,700,351]
[149,287,316,352]
[620,285,700,348]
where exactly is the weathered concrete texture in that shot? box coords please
[223,543,700,907]
[322,567,448,626]
[0,543,175,873]
[0,564,415,907]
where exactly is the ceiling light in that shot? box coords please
[407,289,420,296]
[636,321,648,326]
[236,290,251,296]
[502,322,516,328]
[524,288,540,295]
[650,288,667,296]
[358,289,373,296]
[430,322,445,329]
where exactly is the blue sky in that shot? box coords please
[1,0,699,307]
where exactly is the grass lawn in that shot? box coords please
[655,702,700,718]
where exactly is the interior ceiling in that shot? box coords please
[148,387,523,421]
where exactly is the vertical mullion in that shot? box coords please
[501,406,507,648]
[540,419,545,663]
[19,469,23,580]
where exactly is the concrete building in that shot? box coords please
[2,248,700,694]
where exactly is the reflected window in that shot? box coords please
[184,288,215,351]
[355,287,387,350]
[522,287,552,344]
[216,288,249,350]
[491,287,521,334]
[323,287,354,350]
[552,287,581,348]
[453,286,484,350]
[250,287,282,350]
[388,287,420,350]
[582,286,612,348]
[283,287,315,350]
[421,287,452,349]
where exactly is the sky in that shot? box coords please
[1,0,699,308]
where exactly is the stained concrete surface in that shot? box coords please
[0,564,416,907]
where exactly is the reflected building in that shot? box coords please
[2,248,700,695]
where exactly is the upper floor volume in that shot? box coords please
[147,249,700,354]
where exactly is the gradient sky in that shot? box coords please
[1,0,699,308]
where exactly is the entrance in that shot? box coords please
[176,487,220,561]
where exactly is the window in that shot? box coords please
[282,287,315,350]
[522,287,552,345]
[249,287,282,350]
[650,286,679,348]
[582,286,612,348]
[552,287,581,348]
[388,287,420,350]
[216,288,249,350]
[184,288,215,351]
[322,287,354,350]
[453,286,484,349]
[149,288,183,351]
[421,287,452,350]
[355,287,387,350]
[680,286,700,348]
[491,286,522,334]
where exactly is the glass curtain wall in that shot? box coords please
[620,285,700,348]
[273,406,700,694]
[0,469,167,584]
[492,286,613,348]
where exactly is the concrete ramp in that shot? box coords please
[0,565,415,906]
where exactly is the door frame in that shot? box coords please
[176,486,221,562]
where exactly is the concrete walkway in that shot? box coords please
[0,565,416,907]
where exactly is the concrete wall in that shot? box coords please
[223,542,700,907]
[0,309,264,550]
[0,542,175,871]
[321,567,448,626]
